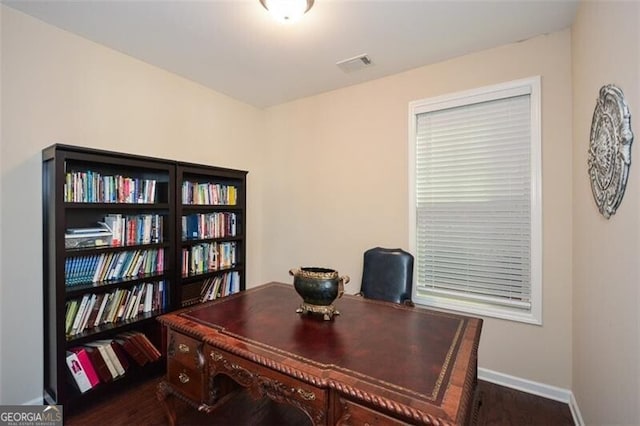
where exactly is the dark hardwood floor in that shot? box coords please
[65,376,574,426]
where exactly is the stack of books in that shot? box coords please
[65,224,113,250]
[66,332,162,393]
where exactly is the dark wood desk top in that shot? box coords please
[159,282,482,425]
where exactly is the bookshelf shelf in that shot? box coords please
[180,265,243,281]
[65,361,165,404]
[65,242,170,256]
[181,236,243,245]
[66,311,166,345]
[43,144,247,412]
[181,204,241,211]
[64,272,167,297]
[64,202,171,209]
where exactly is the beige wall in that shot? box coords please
[1,1,579,408]
[263,30,573,388]
[572,1,640,424]
[0,6,265,404]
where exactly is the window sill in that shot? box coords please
[413,294,542,325]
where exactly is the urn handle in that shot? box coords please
[338,275,350,299]
[289,268,300,276]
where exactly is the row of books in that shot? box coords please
[103,213,164,246]
[66,332,161,393]
[64,170,159,204]
[182,181,237,205]
[200,271,240,303]
[65,281,167,337]
[181,242,237,276]
[65,248,165,286]
[181,212,237,241]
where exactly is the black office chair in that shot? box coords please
[358,247,414,306]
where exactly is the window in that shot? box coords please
[408,77,541,324]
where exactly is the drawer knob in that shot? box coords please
[178,343,190,353]
[297,388,316,401]
[178,372,190,384]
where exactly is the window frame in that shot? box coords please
[408,76,542,325]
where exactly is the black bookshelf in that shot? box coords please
[42,144,247,410]
[175,163,247,308]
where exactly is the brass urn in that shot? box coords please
[289,267,350,320]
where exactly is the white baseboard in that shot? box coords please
[478,368,583,426]
[569,391,585,426]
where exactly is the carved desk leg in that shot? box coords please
[157,380,177,426]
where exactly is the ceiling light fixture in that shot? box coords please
[259,0,315,22]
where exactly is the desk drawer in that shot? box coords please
[206,345,327,424]
[168,330,203,368]
[167,359,206,402]
[337,398,408,426]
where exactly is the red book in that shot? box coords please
[82,345,112,383]
[69,347,100,388]
[115,337,148,366]
[134,332,162,360]
[120,331,160,362]
[110,340,130,371]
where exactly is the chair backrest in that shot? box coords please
[360,247,414,305]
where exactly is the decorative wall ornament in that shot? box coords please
[588,84,634,219]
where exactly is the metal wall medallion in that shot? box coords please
[588,85,634,219]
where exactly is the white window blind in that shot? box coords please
[409,78,541,324]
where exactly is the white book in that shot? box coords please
[211,276,223,300]
[94,339,125,376]
[135,284,146,315]
[85,342,120,378]
[116,288,133,320]
[112,289,128,322]
[79,294,97,332]
[91,254,106,283]
[143,283,154,313]
[122,251,141,278]
[159,281,165,310]
[142,215,152,244]
[132,252,145,276]
[65,351,92,393]
[124,285,140,319]
[94,293,110,327]
[103,214,123,246]
[149,180,156,203]
[70,294,90,335]
[105,289,123,323]
[110,252,128,280]
[131,284,145,317]
[230,213,237,236]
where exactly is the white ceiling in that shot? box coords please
[3,0,579,108]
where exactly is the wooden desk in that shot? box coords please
[157,282,482,425]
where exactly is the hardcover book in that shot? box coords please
[110,340,131,371]
[94,340,126,376]
[65,351,93,393]
[115,336,148,366]
[82,345,113,383]
[85,342,120,379]
[69,347,100,388]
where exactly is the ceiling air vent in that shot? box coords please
[336,54,374,73]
